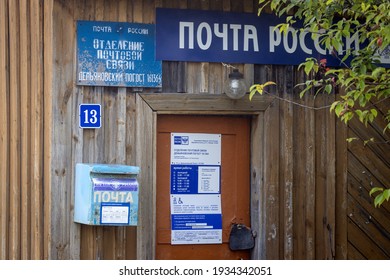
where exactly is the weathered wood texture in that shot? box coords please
[50,0,156,260]
[253,65,389,260]
[253,65,339,259]
[0,0,47,260]
[346,113,390,259]
[1,0,389,260]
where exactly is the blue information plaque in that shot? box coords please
[77,21,162,87]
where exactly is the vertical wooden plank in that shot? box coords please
[143,0,155,23]
[221,1,231,94]
[125,92,138,260]
[304,92,316,260]
[230,0,243,12]
[250,113,265,259]
[123,0,137,261]
[160,0,186,94]
[200,62,209,93]
[133,0,143,22]
[114,0,129,260]
[208,1,223,94]
[136,94,155,260]
[200,0,209,94]
[80,0,98,260]
[99,0,119,260]
[314,93,326,259]
[43,0,54,260]
[263,73,280,259]
[69,0,87,260]
[198,0,209,94]
[0,0,10,260]
[293,70,307,259]
[178,0,188,94]
[32,0,44,260]
[243,0,254,93]
[77,0,93,261]
[325,95,336,260]
[50,0,75,259]
[279,66,294,259]
[8,0,21,260]
[222,0,231,11]
[186,0,204,94]
[335,113,348,259]
[19,0,31,260]
[83,0,106,260]
[314,93,336,259]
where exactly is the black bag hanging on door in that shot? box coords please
[228,223,256,251]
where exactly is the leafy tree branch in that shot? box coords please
[252,0,390,206]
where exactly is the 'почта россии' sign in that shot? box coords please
[156,8,390,67]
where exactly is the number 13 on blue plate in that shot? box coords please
[79,104,101,129]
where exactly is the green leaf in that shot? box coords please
[324,84,332,94]
[355,109,364,122]
[370,187,384,196]
[304,60,315,75]
[341,112,354,124]
[347,99,354,108]
[371,109,378,118]
[330,101,339,112]
[334,103,344,117]
[383,189,390,201]
[374,193,386,208]
[299,84,312,98]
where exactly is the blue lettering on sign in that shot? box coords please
[156,8,390,67]
[77,21,162,87]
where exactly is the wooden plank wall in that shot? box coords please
[47,0,259,260]
[254,65,340,259]
[1,0,388,260]
[346,106,390,259]
[49,0,159,260]
[0,0,47,260]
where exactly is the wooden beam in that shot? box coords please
[280,66,294,260]
[250,113,265,259]
[136,94,156,260]
[9,0,21,260]
[0,0,9,260]
[140,93,274,112]
[263,99,280,259]
[43,0,54,260]
[19,0,31,260]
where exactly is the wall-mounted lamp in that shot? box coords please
[224,69,247,99]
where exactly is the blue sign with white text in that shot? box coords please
[170,165,221,194]
[171,214,222,230]
[79,104,101,129]
[77,21,162,87]
[156,8,390,67]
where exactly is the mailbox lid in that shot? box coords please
[89,163,140,175]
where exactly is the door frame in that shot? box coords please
[135,93,274,260]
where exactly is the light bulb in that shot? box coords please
[224,69,247,99]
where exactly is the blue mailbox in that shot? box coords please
[74,163,140,226]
